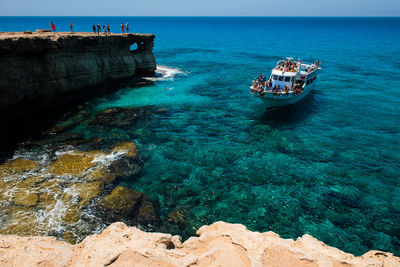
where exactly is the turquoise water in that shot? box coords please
[1,17,400,255]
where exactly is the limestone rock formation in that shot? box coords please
[0,32,156,119]
[0,221,398,267]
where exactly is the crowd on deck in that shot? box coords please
[250,59,321,97]
[275,59,320,74]
[275,58,300,73]
[251,73,304,97]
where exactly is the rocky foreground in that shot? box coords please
[0,221,398,267]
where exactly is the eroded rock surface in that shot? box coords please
[0,32,156,119]
[0,221,398,267]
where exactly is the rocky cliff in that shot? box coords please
[0,221,398,267]
[0,32,156,119]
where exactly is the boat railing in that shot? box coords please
[251,78,306,97]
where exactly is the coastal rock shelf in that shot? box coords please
[0,221,398,266]
[0,32,156,119]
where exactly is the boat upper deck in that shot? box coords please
[272,58,320,77]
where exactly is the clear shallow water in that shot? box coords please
[1,17,400,255]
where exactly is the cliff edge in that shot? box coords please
[0,221,398,267]
[0,32,156,119]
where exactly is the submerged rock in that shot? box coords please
[135,195,160,226]
[100,185,160,226]
[0,139,149,243]
[0,207,47,236]
[112,141,139,158]
[62,207,81,225]
[108,158,142,178]
[0,158,40,176]
[89,107,149,128]
[83,165,114,184]
[47,151,103,177]
[13,191,39,207]
[108,141,142,178]
[70,181,104,207]
[168,207,189,227]
[101,186,143,218]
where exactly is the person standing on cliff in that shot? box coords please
[103,25,106,35]
[50,21,56,33]
[69,22,74,33]
[120,23,125,33]
[96,24,101,35]
[92,24,96,34]
[126,22,129,33]
[106,24,111,34]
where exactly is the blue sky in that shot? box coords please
[1,0,399,16]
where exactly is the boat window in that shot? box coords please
[284,77,291,82]
[272,75,278,80]
[278,76,284,81]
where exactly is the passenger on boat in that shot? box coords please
[283,85,289,96]
[262,74,267,82]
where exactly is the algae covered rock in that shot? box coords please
[70,181,103,207]
[48,152,101,177]
[101,185,160,225]
[135,195,160,226]
[38,179,62,207]
[0,141,148,243]
[0,207,46,236]
[108,158,141,178]
[102,186,143,217]
[13,191,39,207]
[0,158,40,176]
[107,141,142,178]
[62,206,81,224]
[89,107,149,127]
[62,231,78,244]
[112,141,139,158]
[167,207,189,227]
[83,165,115,184]
[18,176,45,188]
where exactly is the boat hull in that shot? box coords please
[260,81,316,109]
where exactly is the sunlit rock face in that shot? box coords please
[0,221,399,267]
[0,32,156,119]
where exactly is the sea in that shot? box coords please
[0,17,400,256]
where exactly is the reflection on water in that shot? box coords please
[257,93,319,128]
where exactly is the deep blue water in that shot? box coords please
[1,17,400,255]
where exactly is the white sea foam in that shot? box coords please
[91,151,125,165]
[144,65,187,81]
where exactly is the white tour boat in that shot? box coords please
[250,58,321,109]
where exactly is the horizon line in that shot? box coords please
[0,15,399,18]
